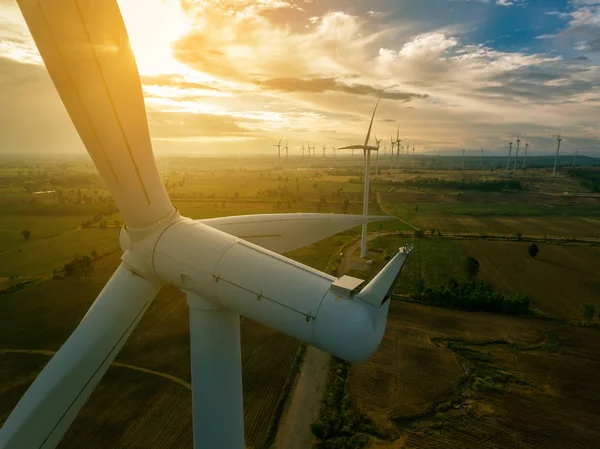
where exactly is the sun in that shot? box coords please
[117,0,192,76]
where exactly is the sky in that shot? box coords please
[0,0,599,157]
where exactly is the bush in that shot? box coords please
[582,303,596,321]
[414,229,425,238]
[21,229,31,241]
[528,244,539,258]
[63,255,94,280]
[464,256,480,279]
[415,280,530,316]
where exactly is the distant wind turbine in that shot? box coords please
[338,99,381,258]
[523,140,529,169]
[507,141,513,170]
[395,124,401,179]
[301,141,305,158]
[374,135,381,175]
[513,137,521,170]
[322,144,326,158]
[285,140,288,159]
[273,137,283,160]
[553,133,562,176]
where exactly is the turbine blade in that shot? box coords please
[17,0,173,228]
[364,99,380,147]
[200,213,393,254]
[357,243,413,307]
[338,145,365,150]
[0,264,160,449]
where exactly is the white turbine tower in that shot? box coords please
[507,141,513,170]
[285,140,289,159]
[274,137,283,160]
[0,4,413,449]
[513,136,521,171]
[553,133,563,176]
[395,125,401,179]
[523,140,529,169]
[374,135,381,176]
[338,100,381,259]
[301,141,306,158]
[573,150,579,168]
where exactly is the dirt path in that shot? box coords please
[0,348,191,390]
[273,231,393,449]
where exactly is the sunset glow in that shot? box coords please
[0,0,599,155]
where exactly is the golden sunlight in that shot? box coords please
[117,0,191,76]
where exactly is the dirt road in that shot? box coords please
[273,232,392,449]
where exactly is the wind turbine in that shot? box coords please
[338,100,380,258]
[507,141,513,170]
[374,135,381,175]
[395,125,401,179]
[523,140,529,169]
[513,137,521,171]
[322,143,326,158]
[0,4,413,449]
[285,140,289,159]
[301,141,306,158]
[274,137,283,160]
[553,133,563,176]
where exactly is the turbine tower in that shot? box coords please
[338,100,381,258]
[513,137,521,170]
[553,133,562,176]
[322,143,326,158]
[395,124,401,179]
[507,141,513,170]
[374,135,381,176]
[0,5,413,449]
[523,140,529,169]
[301,141,305,158]
[285,140,288,159]
[274,137,283,160]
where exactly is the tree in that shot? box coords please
[582,303,595,321]
[63,255,94,280]
[464,256,480,279]
[21,229,31,241]
[342,199,350,214]
[528,244,539,258]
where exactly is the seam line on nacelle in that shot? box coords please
[212,275,313,319]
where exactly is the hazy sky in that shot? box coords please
[0,0,599,157]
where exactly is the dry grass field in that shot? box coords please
[351,301,600,449]
[459,240,600,320]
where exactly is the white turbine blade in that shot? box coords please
[0,264,160,449]
[357,243,413,307]
[199,213,393,254]
[338,145,365,150]
[363,99,380,147]
[18,0,173,228]
[365,145,379,151]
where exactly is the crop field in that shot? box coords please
[414,215,600,239]
[458,240,600,320]
[351,301,600,448]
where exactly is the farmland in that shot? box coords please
[3,155,600,448]
[350,301,600,449]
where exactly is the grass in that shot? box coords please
[0,228,120,277]
[368,235,468,295]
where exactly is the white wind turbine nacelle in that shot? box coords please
[0,2,412,449]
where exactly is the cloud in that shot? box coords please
[257,77,428,101]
